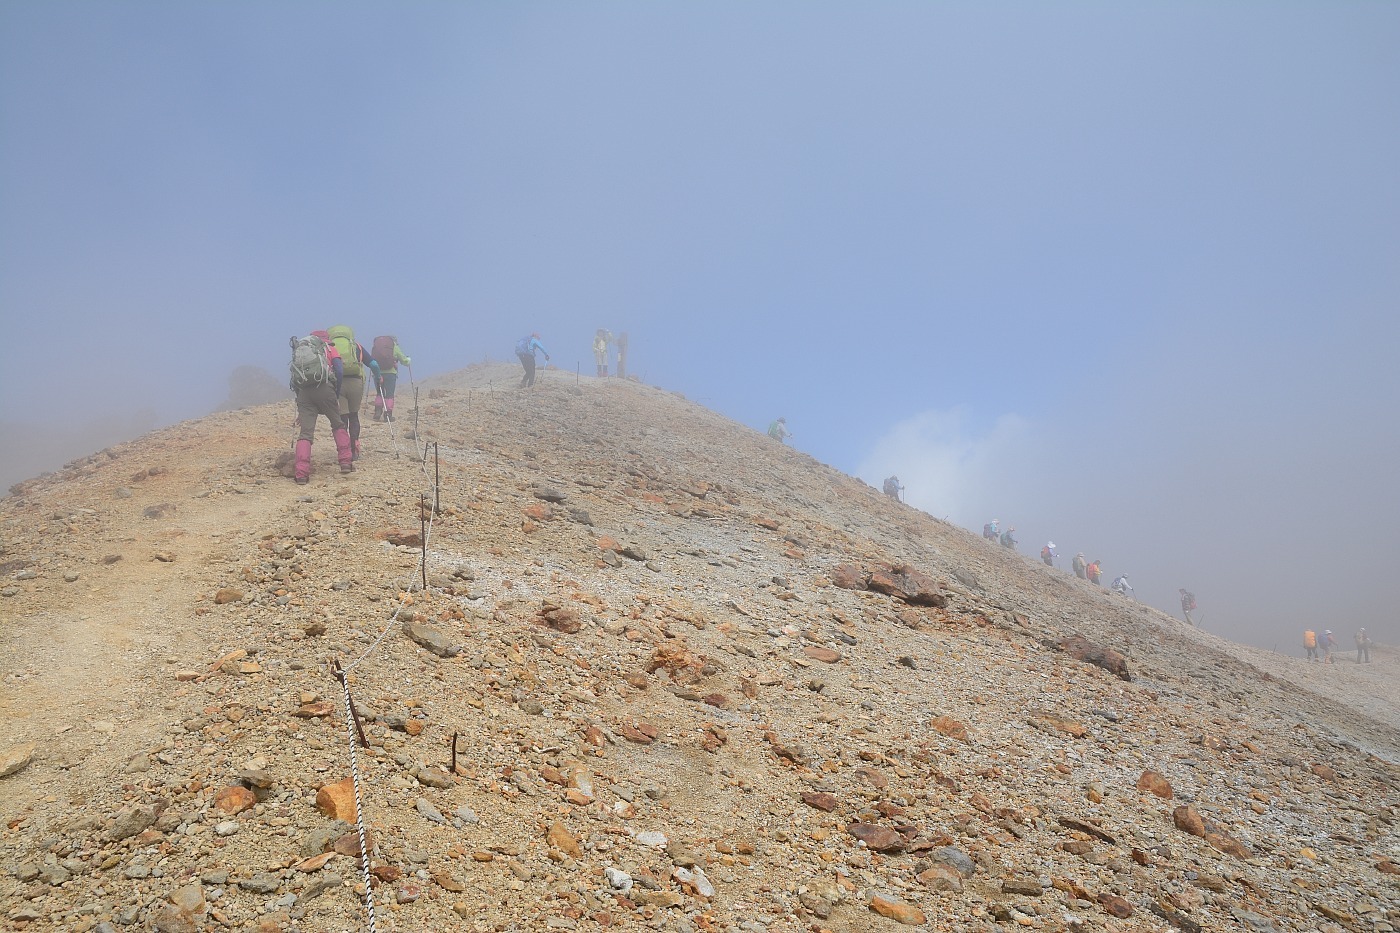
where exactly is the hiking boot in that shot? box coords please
[340,462,355,473]
[295,475,309,485]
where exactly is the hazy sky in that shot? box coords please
[2,2,1397,651]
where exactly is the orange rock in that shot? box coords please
[868,893,925,925]
[213,785,257,815]
[546,821,581,857]
[1310,762,1339,782]
[803,646,842,664]
[1097,893,1133,918]
[213,588,243,605]
[315,777,359,822]
[1172,805,1205,838]
[929,716,969,742]
[1136,770,1173,799]
[596,536,621,551]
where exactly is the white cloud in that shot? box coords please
[856,407,1032,530]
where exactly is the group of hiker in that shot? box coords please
[286,328,411,484]
[512,329,632,387]
[591,329,630,378]
[977,518,1196,618]
[1303,628,1373,664]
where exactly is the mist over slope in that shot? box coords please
[0,362,1396,933]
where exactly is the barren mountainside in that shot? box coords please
[0,362,1397,933]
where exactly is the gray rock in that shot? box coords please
[930,845,977,878]
[107,803,162,841]
[300,822,349,858]
[415,798,446,824]
[453,805,479,825]
[237,872,281,894]
[414,763,454,789]
[402,619,460,658]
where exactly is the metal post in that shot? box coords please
[419,494,428,591]
[331,661,369,749]
[433,443,440,515]
[451,732,458,773]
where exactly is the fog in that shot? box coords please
[1,3,1396,653]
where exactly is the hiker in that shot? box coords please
[1071,553,1087,579]
[370,335,411,422]
[592,329,613,377]
[768,417,791,443]
[1303,629,1320,662]
[1355,628,1372,663]
[1040,541,1057,566]
[983,519,1000,541]
[616,331,629,378]
[326,326,379,461]
[1179,589,1197,625]
[1322,629,1338,663]
[287,334,353,483]
[516,333,550,388]
[1111,574,1134,598]
[999,526,1017,550]
[882,476,903,500]
[1086,559,1102,585]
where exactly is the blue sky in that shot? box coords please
[2,2,1397,650]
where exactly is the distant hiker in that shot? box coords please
[326,325,379,461]
[1322,629,1338,663]
[1086,560,1102,585]
[370,335,411,422]
[592,329,613,377]
[768,417,791,443]
[1179,588,1197,625]
[1111,574,1134,598]
[287,334,352,483]
[1303,629,1320,662]
[615,331,629,378]
[1040,541,1057,566]
[999,526,1017,550]
[1355,628,1372,663]
[882,476,903,500]
[983,519,1000,541]
[516,333,550,388]
[1071,553,1087,579]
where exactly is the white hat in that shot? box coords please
[1047,541,1055,549]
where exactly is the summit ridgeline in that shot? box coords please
[0,362,1397,932]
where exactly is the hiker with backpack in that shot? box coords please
[370,335,411,422]
[592,329,613,377]
[999,526,1017,550]
[768,417,792,443]
[1322,629,1338,663]
[882,476,903,500]
[288,334,353,483]
[516,333,550,387]
[326,326,379,461]
[983,519,1000,542]
[1072,553,1087,579]
[1111,574,1134,598]
[1041,541,1057,566]
[615,331,629,378]
[1303,629,1320,662]
[1086,559,1103,585]
[1355,628,1372,663]
[1179,588,1198,625]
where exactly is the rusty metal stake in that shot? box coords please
[433,443,440,516]
[419,494,428,591]
[451,732,458,773]
[331,660,369,749]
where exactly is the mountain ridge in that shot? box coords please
[0,361,1396,932]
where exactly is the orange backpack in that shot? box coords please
[1303,630,1317,649]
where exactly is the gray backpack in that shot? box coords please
[289,335,330,386]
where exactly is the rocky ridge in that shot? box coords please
[0,361,1397,933]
